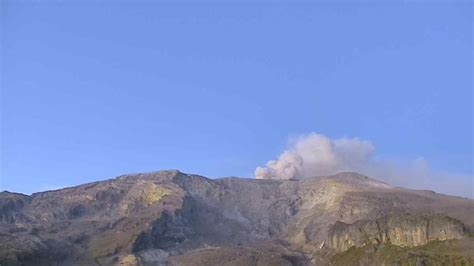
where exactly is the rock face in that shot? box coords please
[328,213,465,252]
[0,170,473,265]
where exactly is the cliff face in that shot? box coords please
[328,213,465,252]
[1,171,473,265]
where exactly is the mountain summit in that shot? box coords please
[1,171,473,265]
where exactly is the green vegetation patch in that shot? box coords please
[332,238,474,266]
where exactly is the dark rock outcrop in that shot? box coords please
[0,192,31,224]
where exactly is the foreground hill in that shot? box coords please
[1,170,473,265]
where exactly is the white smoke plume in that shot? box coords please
[255,133,374,180]
[255,132,473,198]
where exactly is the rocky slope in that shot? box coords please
[0,170,473,265]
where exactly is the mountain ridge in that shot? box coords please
[3,170,471,200]
[1,170,473,265]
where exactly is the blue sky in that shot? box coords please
[1,1,472,196]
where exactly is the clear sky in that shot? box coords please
[1,1,472,196]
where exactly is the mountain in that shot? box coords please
[1,170,473,265]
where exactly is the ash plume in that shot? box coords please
[255,133,374,180]
[255,132,473,198]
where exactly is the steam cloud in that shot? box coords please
[255,133,374,180]
[255,133,473,198]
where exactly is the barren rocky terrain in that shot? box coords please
[1,170,473,265]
